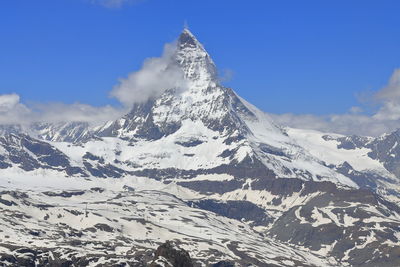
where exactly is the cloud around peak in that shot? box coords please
[110,42,188,106]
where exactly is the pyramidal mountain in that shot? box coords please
[0,29,400,267]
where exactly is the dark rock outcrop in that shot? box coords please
[149,241,193,267]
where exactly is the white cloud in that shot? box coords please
[272,68,400,137]
[270,112,397,137]
[373,101,400,121]
[349,106,363,114]
[90,0,140,8]
[0,93,126,126]
[219,68,234,83]
[30,102,127,124]
[372,68,400,121]
[110,42,188,106]
[0,94,21,112]
[0,94,32,124]
[375,69,400,101]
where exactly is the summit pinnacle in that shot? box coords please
[175,29,217,83]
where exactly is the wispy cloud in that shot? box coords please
[219,68,234,83]
[110,42,188,106]
[30,102,127,125]
[271,68,400,136]
[0,93,127,126]
[90,0,141,8]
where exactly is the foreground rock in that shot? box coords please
[149,241,193,267]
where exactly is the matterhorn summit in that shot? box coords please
[175,28,218,84]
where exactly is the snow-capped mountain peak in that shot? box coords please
[54,29,359,188]
[94,29,256,140]
[175,28,218,84]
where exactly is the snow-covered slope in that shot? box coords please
[0,175,336,267]
[32,122,91,143]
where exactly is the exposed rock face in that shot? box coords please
[210,261,236,267]
[266,180,400,267]
[149,241,193,267]
[0,133,131,178]
[0,133,85,175]
[32,122,92,143]
[367,129,400,178]
[188,199,271,226]
[329,129,400,181]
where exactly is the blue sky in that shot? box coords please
[0,0,400,131]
